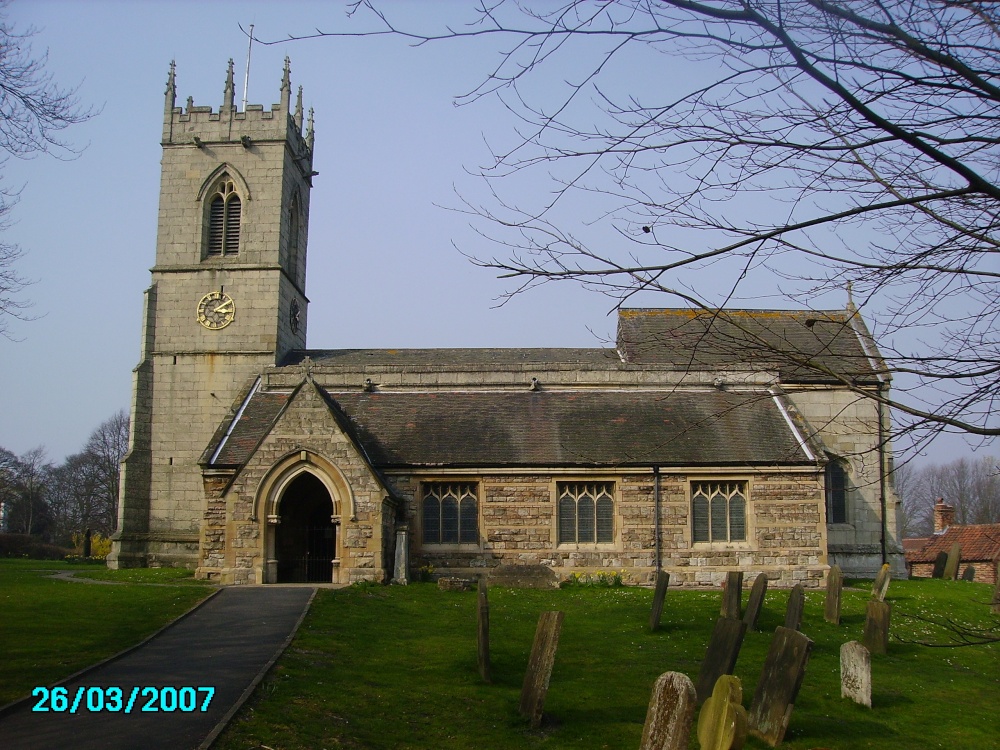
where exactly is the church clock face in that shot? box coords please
[289,298,300,334]
[197,291,235,330]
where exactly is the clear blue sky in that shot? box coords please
[0,0,987,465]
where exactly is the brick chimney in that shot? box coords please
[933,499,955,533]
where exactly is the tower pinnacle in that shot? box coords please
[280,56,292,114]
[223,59,235,112]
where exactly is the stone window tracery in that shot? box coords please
[558,482,614,544]
[421,482,478,545]
[692,481,747,543]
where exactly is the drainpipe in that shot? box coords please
[653,466,662,575]
[877,392,888,566]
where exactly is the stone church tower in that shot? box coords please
[109,60,315,568]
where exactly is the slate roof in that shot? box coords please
[205,386,817,469]
[616,308,884,384]
[282,348,619,367]
[208,389,292,467]
[906,524,1000,564]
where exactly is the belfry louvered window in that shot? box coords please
[558,482,614,544]
[207,178,241,255]
[422,482,478,545]
[692,481,747,543]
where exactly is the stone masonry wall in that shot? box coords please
[389,468,827,588]
[196,382,389,584]
[786,387,904,578]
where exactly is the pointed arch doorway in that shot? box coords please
[274,473,337,583]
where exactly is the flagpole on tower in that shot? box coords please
[241,23,254,111]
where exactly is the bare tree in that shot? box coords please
[896,454,1000,535]
[892,461,930,538]
[46,410,128,541]
[0,1,93,338]
[3,445,53,536]
[281,0,1000,451]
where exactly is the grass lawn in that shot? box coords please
[0,559,214,706]
[215,578,1000,750]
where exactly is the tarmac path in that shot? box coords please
[0,586,316,750]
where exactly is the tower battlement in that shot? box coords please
[162,58,314,165]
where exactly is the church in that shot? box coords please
[108,61,905,586]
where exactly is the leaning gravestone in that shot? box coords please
[478,579,491,683]
[840,641,871,708]
[943,543,962,580]
[748,627,813,747]
[931,551,948,578]
[961,566,976,581]
[824,565,843,625]
[871,563,891,601]
[783,584,805,632]
[650,571,671,632]
[862,600,891,655]
[695,617,748,705]
[519,611,564,728]
[639,671,698,750]
[697,675,747,750]
[743,574,768,632]
[721,571,744,619]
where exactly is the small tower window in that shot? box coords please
[207,178,241,256]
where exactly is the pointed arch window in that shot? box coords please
[692,481,747,543]
[421,482,479,545]
[557,482,614,544]
[825,459,849,524]
[207,178,241,256]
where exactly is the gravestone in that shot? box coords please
[478,579,491,683]
[721,571,743,619]
[489,563,559,589]
[931,551,948,578]
[392,527,409,584]
[992,569,1000,614]
[697,675,747,750]
[650,571,671,632]
[438,577,473,592]
[639,672,697,750]
[961,566,976,582]
[519,610,564,728]
[871,563,891,601]
[783,584,805,632]
[695,617,748,705]
[824,565,843,625]
[840,641,871,708]
[748,627,813,747]
[862,600,891,655]
[743,574,768,631]
[943,543,962,580]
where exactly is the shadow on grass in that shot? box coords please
[795,713,898,743]
[871,690,914,709]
